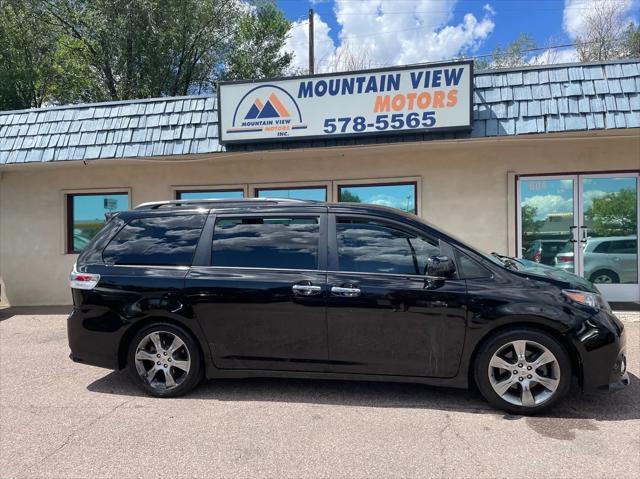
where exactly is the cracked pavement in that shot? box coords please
[1,307,639,479]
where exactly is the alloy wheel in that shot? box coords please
[134,331,191,391]
[487,340,560,407]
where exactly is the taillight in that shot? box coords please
[556,256,573,263]
[533,250,542,263]
[69,269,100,290]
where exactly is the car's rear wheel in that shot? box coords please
[589,269,619,284]
[474,328,571,415]
[127,323,203,397]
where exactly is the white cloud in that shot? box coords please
[286,13,337,72]
[563,0,636,39]
[285,0,495,73]
[530,47,578,65]
[523,195,574,220]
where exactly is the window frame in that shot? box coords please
[333,178,420,215]
[64,189,130,254]
[199,211,328,271]
[173,184,247,200]
[327,213,449,277]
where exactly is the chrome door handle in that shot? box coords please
[292,284,322,296]
[331,286,361,297]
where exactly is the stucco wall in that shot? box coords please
[1,130,638,306]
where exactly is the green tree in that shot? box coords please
[0,0,293,109]
[487,33,537,69]
[339,191,362,203]
[224,1,292,80]
[521,204,545,236]
[586,189,638,237]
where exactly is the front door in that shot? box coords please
[326,215,468,378]
[186,213,329,371]
[518,173,639,303]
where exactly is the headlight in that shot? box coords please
[562,289,601,309]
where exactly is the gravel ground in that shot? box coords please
[1,307,639,479]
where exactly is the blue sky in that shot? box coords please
[278,0,639,72]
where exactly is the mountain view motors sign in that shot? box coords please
[217,61,473,144]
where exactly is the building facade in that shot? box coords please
[1,59,639,306]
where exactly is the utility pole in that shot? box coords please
[308,8,315,74]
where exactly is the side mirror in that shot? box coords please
[426,255,456,279]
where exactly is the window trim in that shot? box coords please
[202,212,328,271]
[333,177,420,215]
[173,184,247,200]
[63,189,131,255]
[251,180,331,201]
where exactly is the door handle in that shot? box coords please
[580,226,588,244]
[292,284,322,296]
[569,225,578,243]
[331,286,361,297]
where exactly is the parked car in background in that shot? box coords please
[67,198,628,416]
[554,235,638,284]
[524,239,567,266]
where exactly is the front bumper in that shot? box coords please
[575,309,629,392]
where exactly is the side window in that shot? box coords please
[67,192,128,253]
[212,217,320,270]
[336,218,439,275]
[103,215,205,266]
[456,251,492,279]
[608,240,636,254]
[593,241,610,253]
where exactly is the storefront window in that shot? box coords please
[177,190,244,200]
[256,187,327,201]
[338,182,417,214]
[67,192,128,253]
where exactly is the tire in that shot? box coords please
[127,322,203,398]
[474,328,571,415]
[589,269,619,284]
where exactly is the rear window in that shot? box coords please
[102,215,205,266]
[211,217,320,270]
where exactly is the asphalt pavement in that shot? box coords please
[1,306,638,479]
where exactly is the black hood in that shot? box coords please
[515,259,599,293]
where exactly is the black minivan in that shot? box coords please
[68,198,628,415]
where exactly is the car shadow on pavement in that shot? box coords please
[87,369,640,423]
[0,305,72,321]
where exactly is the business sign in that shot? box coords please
[217,60,473,144]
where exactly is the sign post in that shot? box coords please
[218,61,473,144]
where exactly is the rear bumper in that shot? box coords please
[67,307,123,370]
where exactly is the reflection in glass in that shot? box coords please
[177,190,244,200]
[103,215,206,266]
[581,177,637,284]
[70,193,128,252]
[256,187,326,201]
[519,179,574,268]
[212,217,319,270]
[337,218,439,275]
[338,183,416,213]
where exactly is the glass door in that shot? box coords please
[579,173,639,302]
[518,175,579,270]
[518,173,640,303]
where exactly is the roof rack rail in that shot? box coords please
[134,197,312,210]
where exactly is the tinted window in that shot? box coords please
[593,241,610,253]
[457,252,492,279]
[338,183,417,214]
[256,187,327,201]
[608,239,637,254]
[336,218,439,275]
[103,215,205,266]
[212,217,319,270]
[67,193,128,253]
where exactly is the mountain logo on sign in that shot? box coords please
[244,93,291,119]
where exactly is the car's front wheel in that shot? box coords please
[474,328,571,415]
[127,323,203,397]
